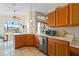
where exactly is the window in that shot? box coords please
[4,19,20,33]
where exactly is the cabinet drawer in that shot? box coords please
[48,38,69,46]
[55,39,69,46]
[48,38,55,43]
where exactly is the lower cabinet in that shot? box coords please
[15,35,26,48]
[26,34,34,46]
[70,46,79,56]
[56,44,69,56]
[34,35,39,48]
[48,42,56,56]
[15,34,35,48]
[48,38,70,56]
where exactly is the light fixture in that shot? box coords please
[12,3,17,19]
[30,3,33,23]
[30,20,33,22]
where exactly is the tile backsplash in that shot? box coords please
[48,26,79,39]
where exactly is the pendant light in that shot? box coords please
[30,3,33,23]
[12,3,17,19]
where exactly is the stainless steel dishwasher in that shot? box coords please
[38,36,48,54]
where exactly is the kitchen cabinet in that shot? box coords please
[48,11,56,27]
[56,44,69,56]
[15,34,26,48]
[56,5,69,26]
[15,34,35,48]
[70,46,79,55]
[48,3,79,26]
[26,34,34,46]
[48,38,70,56]
[69,3,79,25]
[48,38,56,56]
[34,35,39,48]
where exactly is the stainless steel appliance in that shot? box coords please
[45,29,56,36]
[38,36,48,54]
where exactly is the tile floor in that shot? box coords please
[14,47,47,56]
[0,38,47,56]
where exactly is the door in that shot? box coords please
[56,44,69,56]
[69,3,79,25]
[15,35,25,48]
[48,42,56,56]
[48,38,56,56]
[48,11,56,27]
[56,5,69,26]
[26,34,34,46]
[34,35,39,48]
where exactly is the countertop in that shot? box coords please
[36,34,79,48]
[4,33,34,35]
[36,34,73,42]
[4,32,79,48]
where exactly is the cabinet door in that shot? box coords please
[69,3,79,25]
[48,11,56,27]
[56,5,69,26]
[48,43,56,56]
[56,44,69,56]
[26,34,34,46]
[34,36,39,48]
[15,35,25,48]
[48,38,56,56]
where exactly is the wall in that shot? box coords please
[48,26,79,39]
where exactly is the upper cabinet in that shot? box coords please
[56,5,69,26]
[69,3,79,25]
[48,11,56,27]
[48,3,79,27]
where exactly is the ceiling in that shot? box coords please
[0,3,48,16]
[0,3,68,16]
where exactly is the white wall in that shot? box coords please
[48,26,79,39]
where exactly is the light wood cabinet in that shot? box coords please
[56,44,69,56]
[48,38,56,56]
[56,5,69,26]
[48,5,69,27]
[48,11,56,27]
[48,38,70,56]
[70,46,79,55]
[48,3,79,26]
[15,35,26,48]
[34,35,39,48]
[69,3,79,25]
[26,34,34,46]
[15,34,35,48]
